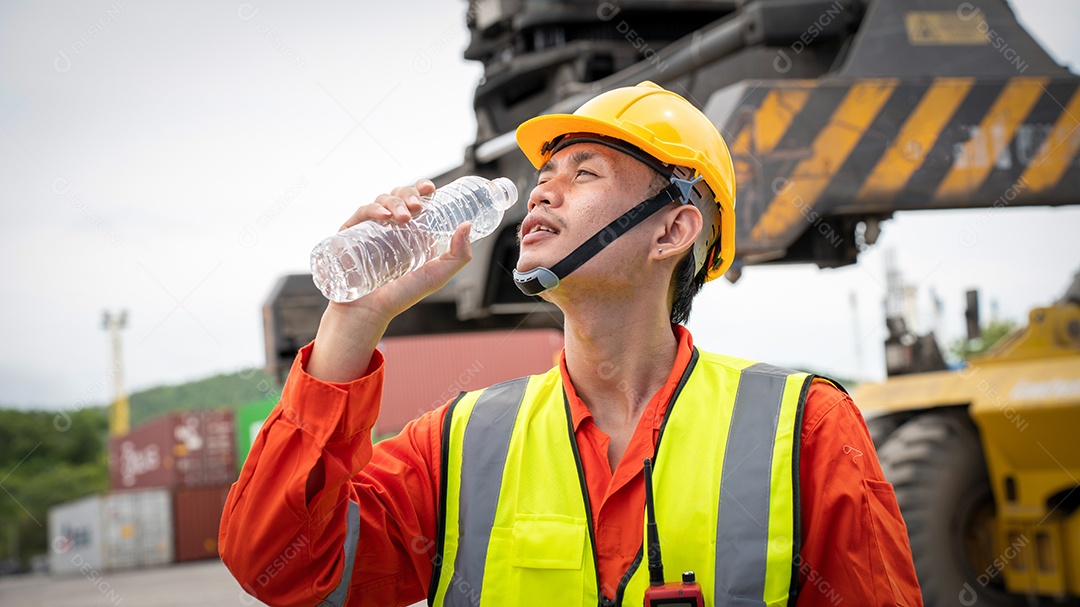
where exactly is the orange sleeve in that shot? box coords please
[796,380,923,607]
[219,341,447,607]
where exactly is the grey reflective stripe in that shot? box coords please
[319,500,360,607]
[446,378,529,607]
[715,363,792,606]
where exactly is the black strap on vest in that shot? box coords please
[513,176,702,296]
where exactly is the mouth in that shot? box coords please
[519,215,561,244]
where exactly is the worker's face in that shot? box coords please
[516,142,658,285]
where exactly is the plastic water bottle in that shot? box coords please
[310,175,518,302]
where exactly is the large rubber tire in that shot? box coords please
[877,412,1027,607]
[865,414,905,449]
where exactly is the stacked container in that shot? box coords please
[50,408,239,574]
[108,410,236,490]
[172,485,232,562]
[48,489,173,575]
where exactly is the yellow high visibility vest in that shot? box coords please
[429,349,821,607]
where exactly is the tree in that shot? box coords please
[949,318,1019,361]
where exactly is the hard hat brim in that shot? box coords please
[517,114,662,170]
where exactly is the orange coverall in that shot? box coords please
[220,326,923,606]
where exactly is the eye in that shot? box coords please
[576,169,595,178]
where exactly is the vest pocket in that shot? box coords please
[480,514,590,604]
[510,514,585,569]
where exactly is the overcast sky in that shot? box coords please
[1,1,1078,410]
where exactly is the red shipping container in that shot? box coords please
[109,416,174,489]
[109,410,237,491]
[376,329,564,435]
[172,485,231,562]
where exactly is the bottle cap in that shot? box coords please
[491,177,518,210]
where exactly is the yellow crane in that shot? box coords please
[102,310,129,436]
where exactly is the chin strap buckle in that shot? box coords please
[512,267,561,296]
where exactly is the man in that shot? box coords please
[220,82,922,606]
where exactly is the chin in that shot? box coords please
[515,252,549,273]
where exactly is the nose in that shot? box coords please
[527,175,564,212]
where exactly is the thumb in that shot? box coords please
[443,222,473,263]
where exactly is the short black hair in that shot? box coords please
[645,172,707,325]
[670,253,706,325]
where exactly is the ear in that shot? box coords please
[652,204,703,260]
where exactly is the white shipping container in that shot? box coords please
[48,494,105,575]
[48,489,174,575]
[102,489,173,569]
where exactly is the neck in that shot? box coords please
[558,289,679,427]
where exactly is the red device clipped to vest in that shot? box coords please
[643,458,705,607]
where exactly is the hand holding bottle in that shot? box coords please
[306,179,476,383]
[311,175,517,303]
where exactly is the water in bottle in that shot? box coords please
[310,175,518,302]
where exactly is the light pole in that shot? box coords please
[102,310,129,436]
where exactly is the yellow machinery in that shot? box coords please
[858,273,1080,605]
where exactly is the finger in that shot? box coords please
[415,178,436,196]
[339,201,394,231]
[404,179,434,215]
[388,186,421,222]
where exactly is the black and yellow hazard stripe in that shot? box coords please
[725,76,1080,256]
[1019,83,1080,196]
[856,79,974,204]
[934,78,1047,203]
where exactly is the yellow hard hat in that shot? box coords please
[515,81,736,281]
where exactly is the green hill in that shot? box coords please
[129,367,278,426]
[0,367,282,571]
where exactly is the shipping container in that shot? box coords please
[108,410,237,491]
[102,489,173,569]
[376,329,564,435]
[236,398,277,467]
[173,485,231,562]
[48,494,104,575]
[49,489,174,575]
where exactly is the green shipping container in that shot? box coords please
[235,398,277,469]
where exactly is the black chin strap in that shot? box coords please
[513,176,702,296]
